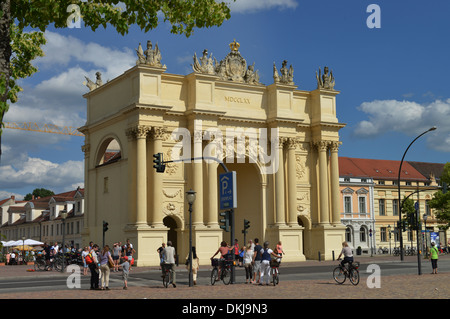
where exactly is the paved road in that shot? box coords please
[0,254,448,300]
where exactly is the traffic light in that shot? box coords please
[153,152,166,173]
[219,210,230,232]
[244,219,250,230]
[443,182,448,194]
[103,220,109,233]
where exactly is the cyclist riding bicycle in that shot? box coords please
[211,241,232,279]
[337,241,353,271]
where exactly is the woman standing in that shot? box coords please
[112,243,121,272]
[98,245,114,290]
[186,246,200,285]
[81,247,89,276]
[243,245,254,284]
[430,242,439,274]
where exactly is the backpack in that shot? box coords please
[85,253,93,264]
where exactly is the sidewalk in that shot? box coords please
[0,254,448,299]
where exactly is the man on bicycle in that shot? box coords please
[162,241,176,288]
[337,241,353,271]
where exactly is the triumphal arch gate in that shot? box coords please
[80,40,346,266]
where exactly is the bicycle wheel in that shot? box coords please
[222,268,231,285]
[34,259,45,271]
[349,268,360,286]
[210,267,218,286]
[333,266,346,284]
[272,269,279,286]
[163,271,170,288]
[54,259,63,272]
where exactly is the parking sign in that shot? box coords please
[219,171,237,210]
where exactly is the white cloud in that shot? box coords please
[0,157,83,192]
[226,0,298,13]
[354,98,450,152]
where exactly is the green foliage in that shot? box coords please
[429,162,450,230]
[24,188,55,201]
[1,0,234,136]
[402,196,416,229]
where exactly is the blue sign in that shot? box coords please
[414,201,419,211]
[219,171,237,210]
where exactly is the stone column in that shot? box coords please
[151,127,165,227]
[81,143,91,235]
[192,131,204,226]
[275,137,286,225]
[330,141,342,225]
[317,140,330,225]
[125,129,137,224]
[135,125,150,225]
[287,138,298,226]
[207,162,218,226]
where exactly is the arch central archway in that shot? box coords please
[220,161,262,247]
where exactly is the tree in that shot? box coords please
[24,188,55,201]
[401,196,416,230]
[429,162,450,230]
[0,0,234,157]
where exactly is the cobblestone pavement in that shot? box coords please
[0,255,448,299]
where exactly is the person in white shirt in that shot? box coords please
[162,241,176,288]
[337,241,354,270]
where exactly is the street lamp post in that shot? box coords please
[388,225,391,255]
[423,214,428,259]
[21,236,25,265]
[397,126,436,261]
[186,189,196,287]
[61,211,68,272]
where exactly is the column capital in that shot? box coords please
[126,125,151,140]
[329,141,342,152]
[286,137,299,150]
[151,126,166,140]
[312,140,330,151]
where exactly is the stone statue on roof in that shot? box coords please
[273,60,294,85]
[83,71,103,91]
[192,49,216,75]
[136,40,166,68]
[316,66,335,90]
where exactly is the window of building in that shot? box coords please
[425,200,431,215]
[379,199,386,216]
[393,199,399,216]
[380,227,387,242]
[360,227,367,242]
[345,227,352,243]
[378,180,385,185]
[359,197,366,215]
[344,196,352,214]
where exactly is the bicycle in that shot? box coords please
[210,258,232,285]
[162,263,173,288]
[270,258,282,286]
[333,259,360,285]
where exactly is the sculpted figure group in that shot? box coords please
[83,39,336,91]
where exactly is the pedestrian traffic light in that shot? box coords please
[103,220,109,233]
[219,210,230,232]
[244,219,250,230]
[153,152,166,173]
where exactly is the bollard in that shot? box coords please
[318,251,321,262]
[332,250,335,261]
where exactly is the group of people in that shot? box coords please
[211,238,284,286]
[82,239,135,290]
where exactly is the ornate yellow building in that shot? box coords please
[79,40,346,266]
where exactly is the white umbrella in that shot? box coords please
[3,239,43,247]
[2,240,18,247]
[24,239,44,246]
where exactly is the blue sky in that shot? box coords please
[1,0,450,199]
